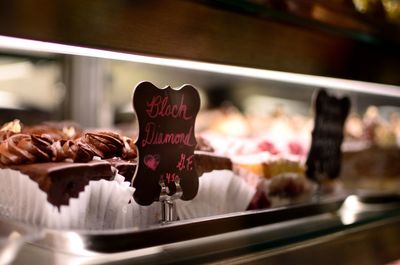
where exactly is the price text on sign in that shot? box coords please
[306,89,350,182]
[132,81,200,205]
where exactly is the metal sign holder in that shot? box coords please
[159,177,183,223]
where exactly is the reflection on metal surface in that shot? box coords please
[215,216,400,265]
[340,195,361,225]
[63,232,90,256]
[50,243,164,265]
[0,218,43,265]
[13,209,400,265]
[0,36,400,98]
[340,193,400,225]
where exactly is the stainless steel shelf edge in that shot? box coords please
[12,208,400,265]
[40,196,346,254]
[1,196,346,255]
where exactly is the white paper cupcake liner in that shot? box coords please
[114,201,161,229]
[176,170,256,220]
[0,168,161,230]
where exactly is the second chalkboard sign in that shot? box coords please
[306,89,351,183]
[132,81,201,206]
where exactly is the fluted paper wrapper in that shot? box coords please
[176,170,256,220]
[0,169,161,230]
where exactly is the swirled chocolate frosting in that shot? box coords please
[0,134,98,165]
[0,131,16,142]
[23,125,69,142]
[0,124,137,165]
[82,132,124,159]
[0,134,50,165]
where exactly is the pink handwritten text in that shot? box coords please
[176,153,194,171]
[161,172,179,184]
[146,95,192,120]
[141,122,195,147]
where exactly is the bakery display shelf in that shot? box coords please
[0,0,399,85]
[8,194,400,265]
[0,1,399,264]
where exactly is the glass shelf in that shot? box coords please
[0,0,399,85]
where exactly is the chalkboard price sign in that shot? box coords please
[132,81,201,206]
[306,90,351,183]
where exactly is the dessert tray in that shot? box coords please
[6,192,400,265]
[1,195,346,256]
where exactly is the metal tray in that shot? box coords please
[0,217,42,265]
[10,195,400,265]
[1,195,347,255]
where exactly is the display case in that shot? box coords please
[0,1,400,264]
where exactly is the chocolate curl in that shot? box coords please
[51,139,95,163]
[121,136,137,160]
[72,141,96,162]
[49,140,66,162]
[82,132,124,159]
[0,137,23,165]
[30,135,53,161]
